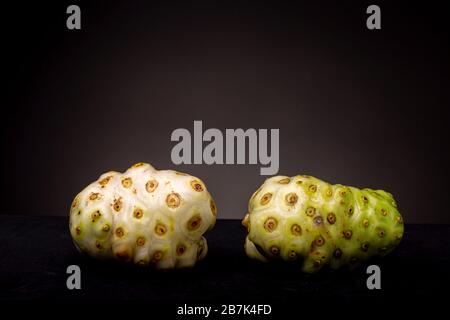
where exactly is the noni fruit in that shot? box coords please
[69,163,217,269]
[242,175,404,273]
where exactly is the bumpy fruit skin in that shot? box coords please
[69,163,217,269]
[242,175,404,273]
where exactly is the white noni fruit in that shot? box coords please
[69,163,217,269]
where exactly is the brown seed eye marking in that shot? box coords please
[91,210,101,222]
[343,230,353,239]
[291,224,302,236]
[133,208,143,219]
[306,207,316,217]
[361,242,370,252]
[75,226,81,235]
[155,223,167,236]
[102,224,110,232]
[210,199,217,216]
[145,180,159,193]
[327,213,336,224]
[77,210,81,215]
[339,190,347,197]
[115,227,124,238]
[308,185,317,193]
[362,219,369,228]
[71,198,79,208]
[131,162,145,168]
[197,240,205,257]
[176,244,186,256]
[376,228,386,238]
[136,237,146,246]
[95,241,102,249]
[99,176,112,187]
[166,192,181,208]
[380,208,387,216]
[137,260,146,266]
[116,249,130,261]
[348,206,354,216]
[333,248,342,259]
[187,215,202,231]
[313,215,323,225]
[153,251,163,261]
[89,192,99,201]
[325,188,333,197]
[362,196,369,204]
[296,180,303,185]
[113,198,123,212]
[260,193,272,205]
[396,216,403,224]
[250,187,262,202]
[313,260,321,267]
[121,177,132,188]
[314,235,325,246]
[285,193,298,206]
[270,246,280,256]
[288,250,297,259]
[264,217,278,232]
[278,178,290,184]
[190,180,204,192]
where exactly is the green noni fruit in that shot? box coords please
[69,163,217,269]
[242,175,404,273]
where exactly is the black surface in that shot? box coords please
[1,215,449,312]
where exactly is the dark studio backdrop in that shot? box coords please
[4,0,450,223]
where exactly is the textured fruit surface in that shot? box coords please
[242,175,404,273]
[69,163,217,269]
